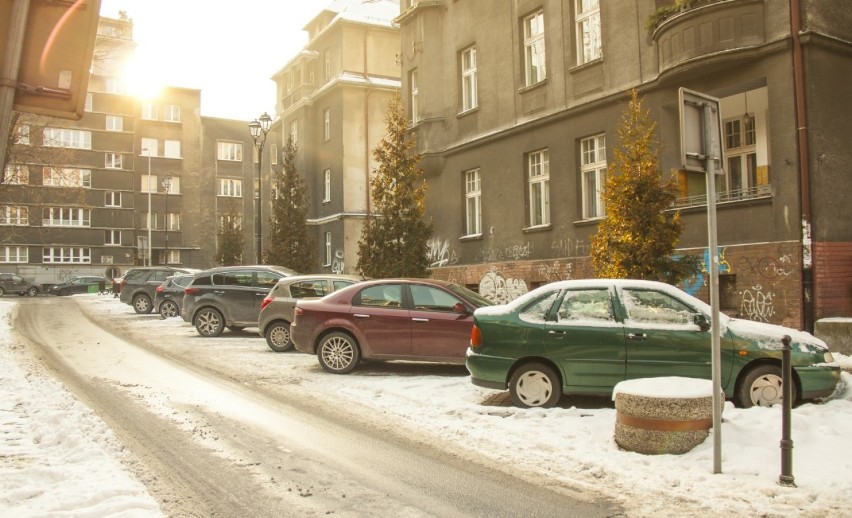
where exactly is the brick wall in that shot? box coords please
[814,241,852,318]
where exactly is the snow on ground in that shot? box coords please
[2,295,852,517]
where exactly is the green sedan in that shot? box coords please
[466,279,840,408]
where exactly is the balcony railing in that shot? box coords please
[674,184,772,208]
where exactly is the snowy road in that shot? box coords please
[13,297,620,517]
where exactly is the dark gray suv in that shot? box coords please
[119,266,195,313]
[182,265,298,337]
[0,273,39,296]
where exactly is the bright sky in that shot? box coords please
[98,0,321,120]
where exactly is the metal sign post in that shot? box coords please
[679,87,724,474]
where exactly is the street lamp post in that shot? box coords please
[162,174,173,264]
[249,112,272,264]
[144,147,152,266]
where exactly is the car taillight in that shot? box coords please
[470,325,483,348]
[260,296,273,311]
[294,307,303,316]
[184,287,200,295]
[156,285,164,293]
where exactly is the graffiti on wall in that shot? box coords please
[537,260,574,283]
[479,269,528,304]
[551,238,589,257]
[736,255,794,281]
[478,242,532,263]
[331,250,345,274]
[426,237,459,267]
[681,247,732,296]
[740,284,776,322]
[57,268,74,283]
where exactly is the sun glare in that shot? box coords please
[122,53,165,100]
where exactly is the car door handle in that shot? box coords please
[214,290,226,295]
[353,313,369,319]
[628,333,647,341]
[412,317,429,323]
[548,330,565,339]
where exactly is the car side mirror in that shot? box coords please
[453,302,469,314]
[693,313,711,332]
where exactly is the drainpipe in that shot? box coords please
[790,0,814,331]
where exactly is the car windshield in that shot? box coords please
[446,283,493,308]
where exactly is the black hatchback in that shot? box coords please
[119,266,195,313]
[181,265,298,337]
[154,273,196,319]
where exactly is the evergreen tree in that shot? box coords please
[265,137,316,273]
[590,90,700,284]
[357,93,432,278]
[215,200,244,266]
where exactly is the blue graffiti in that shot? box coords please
[680,247,730,296]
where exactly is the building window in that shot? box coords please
[724,114,760,196]
[43,247,91,264]
[164,139,181,159]
[461,46,478,112]
[43,167,91,188]
[105,153,123,169]
[106,115,123,131]
[141,102,157,120]
[162,250,180,265]
[218,178,242,197]
[43,128,91,149]
[163,176,180,194]
[165,212,180,231]
[323,169,331,202]
[523,10,546,86]
[16,124,30,145]
[0,246,28,263]
[324,232,332,266]
[580,134,606,219]
[164,104,181,122]
[323,48,331,81]
[527,149,550,227]
[105,230,121,246]
[141,138,159,157]
[85,93,93,112]
[219,214,242,230]
[464,169,482,236]
[576,0,602,64]
[42,207,91,227]
[0,206,28,226]
[410,69,419,124]
[323,108,331,141]
[217,141,243,161]
[142,212,158,231]
[271,145,278,165]
[4,164,28,184]
[105,191,122,207]
[105,77,120,93]
[290,120,298,146]
[141,174,158,193]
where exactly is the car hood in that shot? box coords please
[727,318,829,353]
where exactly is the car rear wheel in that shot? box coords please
[265,321,293,352]
[317,332,360,374]
[195,308,224,337]
[0,287,5,296]
[159,300,179,319]
[133,294,153,314]
[509,363,562,408]
[738,364,795,408]
[26,286,38,297]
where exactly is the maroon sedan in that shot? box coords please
[291,279,493,374]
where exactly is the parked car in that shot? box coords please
[182,265,298,337]
[48,276,110,296]
[466,279,841,409]
[0,273,39,296]
[153,273,196,319]
[291,279,494,374]
[119,266,195,313]
[258,274,364,352]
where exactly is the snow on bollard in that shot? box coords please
[613,377,715,455]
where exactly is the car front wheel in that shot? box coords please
[509,362,562,408]
[26,286,39,297]
[265,321,293,352]
[0,287,5,296]
[133,294,153,314]
[159,300,179,319]
[317,332,360,374]
[195,308,224,337]
[738,364,795,408]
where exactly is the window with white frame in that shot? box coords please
[105,230,121,246]
[527,149,550,227]
[271,146,278,165]
[324,232,332,266]
[105,191,122,207]
[106,115,123,131]
[43,247,91,264]
[162,250,180,265]
[217,141,243,161]
[141,138,158,157]
[523,11,546,86]
[0,206,28,226]
[164,139,181,159]
[105,153,123,169]
[142,212,158,230]
[323,49,331,80]
[724,114,759,195]
[4,165,28,184]
[15,124,29,145]
[43,167,91,188]
[163,176,180,194]
[164,104,181,122]
[43,128,91,149]
[410,69,419,124]
[580,134,606,219]
[219,214,242,230]
[85,93,93,111]
[141,174,158,193]
[218,178,242,197]
[323,169,331,202]
[0,246,28,263]
[290,120,298,146]
[576,0,602,65]
[42,207,91,227]
[141,102,157,120]
[464,169,482,236]
[461,46,478,112]
[165,212,180,231]
[323,108,330,141]
[105,77,120,94]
